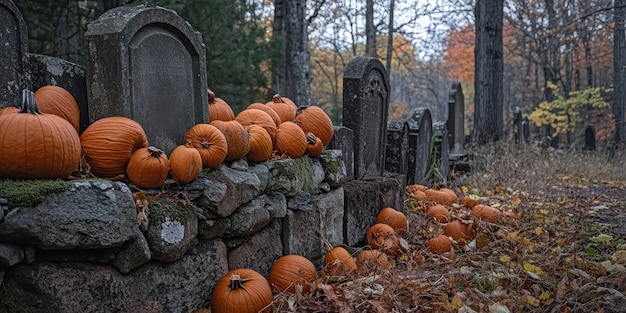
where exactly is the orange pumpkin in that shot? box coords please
[126,146,170,189]
[0,90,81,179]
[440,188,458,203]
[210,120,251,161]
[295,105,334,146]
[375,207,407,232]
[235,108,277,140]
[425,204,450,223]
[460,195,480,209]
[305,132,324,157]
[184,123,228,169]
[245,125,273,163]
[266,94,297,123]
[274,121,307,158]
[0,106,19,116]
[207,89,235,121]
[425,189,455,205]
[169,144,202,184]
[247,102,282,129]
[34,85,80,133]
[211,268,272,313]
[470,204,501,223]
[443,220,475,245]
[323,242,357,276]
[366,223,401,256]
[356,249,390,274]
[80,116,148,178]
[425,234,453,254]
[268,254,317,294]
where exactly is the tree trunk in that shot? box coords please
[614,0,626,145]
[285,0,312,107]
[471,0,504,144]
[271,0,287,96]
[365,0,376,58]
[385,0,394,76]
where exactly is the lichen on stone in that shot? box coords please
[0,178,68,208]
[272,156,318,194]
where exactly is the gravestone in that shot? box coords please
[432,122,449,183]
[85,5,208,154]
[342,57,389,179]
[447,82,465,159]
[0,0,29,109]
[585,125,596,151]
[385,119,409,177]
[407,107,432,186]
[328,126,354,181]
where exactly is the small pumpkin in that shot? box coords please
[246,125,273,163]
[247,102,282,129]
[274,121,307,158]
[211,268,272,313]
[184,123,228,169]
[305,132,324,157]
[207,89,235,121]
[425,189,455,205]
[266,94,297,123]
[268,254,317,294]
[366,223,401,256]
[375,207,407,233]
[425,234,453,254]
[460,195,480,209]
[356,249,390,274]
[323,242,357,276]
[169,144,202,184]
[0,90,81,179]
[439,188,458,203]
[443,220,475,245]
[295,105,334,146]
[34,85,81,132]
[470,204,501,223]
[210,120,251,161]
[80,116,148,178]
[425,204,450,223]
[235,108,277,140]
[126,146,170,189]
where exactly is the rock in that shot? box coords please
[0,181,138,250]
[287,192,314,211]
[319,150,347,187]
[225,195,272,238]
[266,192,287,218]
[226,219,282,277]
[145,200,198,263]
[266,157,318,196]
[0,243,25,267]
[197,217,230,239]
[249,163,271,193]
[113,230,151,273]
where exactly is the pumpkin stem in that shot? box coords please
[147,146,164,158]
[272,94,284,103]
[228,274,251,291]
[306,132,317,145]
[324,241,334,253]
[21,90,42,115]
[208,89,216,104]
[201,141,212,149]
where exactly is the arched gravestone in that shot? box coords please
[407,107,432,185]
[0,0,29,108]
[85,5,208,154]
[447,82,465,158]
[433,122,450,182]
[385,119,409,177]
[342,57,390,179]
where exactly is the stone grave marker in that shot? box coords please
[433,122,450,182]
[85,5,208,154]
[447,82,465,159]
[407,107,432,185]
[0,0,29,108]
[585,125,596,151]
[342,57,389,179]
[385,119,409,177]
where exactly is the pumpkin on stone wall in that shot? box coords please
[247,102,282,128]
[34,85,81,133]
[210,120,251,161]
[211,268,272,313]
[305,132,323,157]
[207,89,235,121]
[184,123,228,169]
[295,105,334,146]
[0,90,81,179]
[126,146,169,189]
[168,144,202,184]
[266,94,297,124]
[245,125,273,163]
[274,121,307,158]
[235,108,277,140]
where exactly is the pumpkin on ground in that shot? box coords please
[207,89,235,121]
[274,121,307,158]
[295,105,334,146]
[184,123,228,169]
[443,220,475,245]
[169,144,202,184]
[356,249,390,275]
[235,108,277,140]
[305,132,324,157]
[425,204,450,223]
[366,223,401,256]
[245,125,273,163]
[210,120,250,161]
[247,102,281,128]
[375,207,407,233]
[266,94,297,123]
[268,254,317,294]
[0,90,81,179]
[323,242,357,276]
[470,204,502,223]
[425,188,456,205]
[211,268,272,313]
[126,146,169,189]
[80,116,148,178]
[425,234,453,254]
[34,85,81,132]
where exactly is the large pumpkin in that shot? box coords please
[126,146,170,189]
[211,268,272,313]
[0,90,81,179]
[0,106,19,116]
[210,120,250,161]
[356,249,390,275]
[274,121,307,158]
[235,108,277,140]
[425,234,453,254]
[245,125,273,163]
[265,94,297,123]
[184,123,228,169]
[295,105,334,146]
[268,254,317,294]
[169,144,202,184]
[443,220,475,245]
[80,116,148,178]
[375,207,407,233]
[207,89,235,121]
[34,85,81,132]
[247,102,281,128]
[366,223,401,256]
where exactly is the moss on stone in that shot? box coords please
[148,197,196,224]
[0,178,68,208]
[321,155,342,176]
[273,156,317,194]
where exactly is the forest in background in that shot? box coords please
[12,0,621,149]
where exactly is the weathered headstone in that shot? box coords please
[432,122,450,183]
[85,5,208,154]
[328,126,354,181]
[0,0,29,108]
[447,82,465,159]
[342,57,389,179]
[585,125,596,151]
[385,119,409,176]
[407,107,432,185]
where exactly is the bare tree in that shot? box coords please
[614,0,626,145]
[365,0,377,57]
